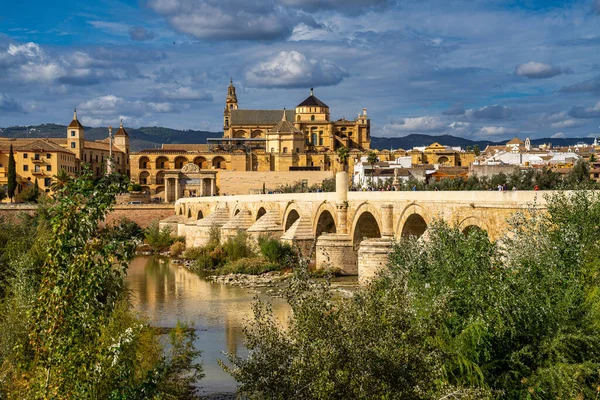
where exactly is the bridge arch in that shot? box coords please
[187,208,192,219]
[395,203,432,239]
[401,214,427,238]
[197,209,204,220]
[284,209,301,232]
[350,202,382,248]
[256,207,267,221]
[315,209,336,238]
[458,216,489,236]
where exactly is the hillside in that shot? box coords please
[0,124,594,152]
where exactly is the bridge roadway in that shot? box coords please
[166,172,549,281]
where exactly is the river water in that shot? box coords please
[125,256,292,396]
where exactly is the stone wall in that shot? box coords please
[217,170,334,195]
[0,205,37,220]
[104,204,175,228]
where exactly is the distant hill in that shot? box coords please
[0,124,220,152]
[0,124,594,152]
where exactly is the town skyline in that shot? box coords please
[1,0,600,140]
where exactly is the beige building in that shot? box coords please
[130,81,373,199]
[0,110,130,201]
[410,142,476,166]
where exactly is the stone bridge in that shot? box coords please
[166,172,549,282]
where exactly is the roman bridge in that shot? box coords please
[165,172,548,282]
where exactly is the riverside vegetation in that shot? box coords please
[223,190,600,399]
[0,168,203,399]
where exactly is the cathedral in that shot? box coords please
[223,80,370,152]
[129,81,373,199]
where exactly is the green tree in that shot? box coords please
[336,146,350,172]
[0,185,6,202]
[367,151,378,185]
[0,168,203,399]
[473,144,480,156]
[7,144,17,202]
[50,168,71,192]
[590,153,596,162]
[567,158,591,186]
[20,181,40,203]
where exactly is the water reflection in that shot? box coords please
[126,256,291,394]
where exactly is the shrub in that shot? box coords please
[221,231,254,262]
[217,257,280,275]
[144,221,174,252]
[169,241,185,258]
[259,237,296,265]
[182,247,206,261]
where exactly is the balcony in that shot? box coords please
[32,169,46,176]
[31,157,45,164]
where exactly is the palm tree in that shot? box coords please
[51,168,71,192]
[336,146,350,172]
[367,151,378,187]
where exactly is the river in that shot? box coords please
[125,256,292,396]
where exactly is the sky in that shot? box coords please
[0,0,599,140]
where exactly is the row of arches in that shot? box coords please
[233,130,264,139]
[138,156,227,170]
[176,203,486,244]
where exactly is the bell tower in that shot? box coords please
[67,108,85,162]
[223,79,238,136]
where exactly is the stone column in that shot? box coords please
[358,238,394,285]
[335,171,349,234]
[174,177,180,201]
[164,178,170,203]
[210,178,215,196]
[381,204,394,238]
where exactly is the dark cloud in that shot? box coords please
[245,50,348,88]
[129,26,156,41]
[147,0,319,40]
[560,75,600,93]
[280,0,391,14]
[569,102,600,118]
[442,103,465,115]
[0,93,26,113]
[514,61,566,79]
[469,105,512,120]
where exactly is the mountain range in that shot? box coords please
[0,124,594,152]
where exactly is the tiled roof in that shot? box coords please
[230,109,295,126]
[161,144,209,152]
[297,93,329,108]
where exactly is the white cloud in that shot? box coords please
[245,50,348,88]
[158,87,213,101]
[478,126,518,136]
[78,95,178,123]
[551,132,566,138]
[514,61,564,79]
[466,105,512,120]
[569,101,600,119]
[381,116,448,136]
[550,119,585,129]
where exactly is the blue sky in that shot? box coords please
[0,0,599,140]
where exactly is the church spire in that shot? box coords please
[282,107,287,121]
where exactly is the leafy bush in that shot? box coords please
[182,246,206,261]
[144,221,174,252]
[216,257,280,275]
[169,241,185,258]
[224,191,600,399]
[221,231,254,262]
[259,236,296,265]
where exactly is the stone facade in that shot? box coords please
[169,173,552,279]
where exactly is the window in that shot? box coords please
[296,148,299,153]
[311,133,317,144]
[0,163,2,167]
[311,115,315,121]
[84,154,87,162]
[71,130,75,137]
[283,147,288,153]
[23,165,28,171]
[44,178,51,187]
[34,166,40,173]
[34,154,40,160]
[46,153,51,159]
[319,138,323,146]
[23,153,28,158]
[46,165,52,172]
[71,142,76,148]
[96,155,98,162]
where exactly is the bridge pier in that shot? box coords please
[315,234,357,275]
